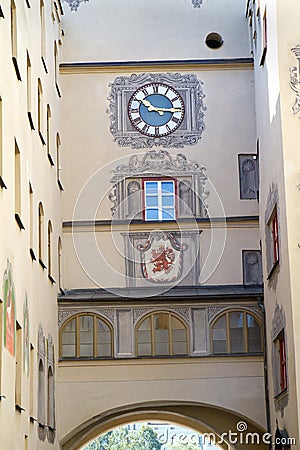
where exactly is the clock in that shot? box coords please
[128,83,185,137]
[107,73,205,149]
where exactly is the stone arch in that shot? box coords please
[61,401,268,450]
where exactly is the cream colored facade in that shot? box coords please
[0,0,298,449]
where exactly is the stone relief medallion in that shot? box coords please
[138,231,187,283]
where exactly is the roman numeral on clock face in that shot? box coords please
[153,84,159,93]
[142,124,150,133]
[171,116,180,124]
[134,117,142,125]
[142,88,149,97]
[155,127,160,136]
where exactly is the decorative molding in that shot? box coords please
[112,150,207,177]
[265,183,278,224]
[192,0,204,7]
[208,305,262,323]
[290,45,300,116]
[58,308,115,327]
[133,306,190,325]
[63,0,204,11]
[271,303,286,341]
[63,0,89,11]
[110,150,209,220]
[174,307,190,323]
[107,73,206,149]
[38,325,45,359]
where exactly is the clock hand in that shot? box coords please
[140,99,181,115]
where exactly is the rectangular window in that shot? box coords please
[0,96,4,188]
[26,52,34,129]
[274,331,287,395]
[14,141,24,229]
[143,179,176,221]
[260,7,267,65]
[11,0,17,58]
[267,206,279,278]
[271,209,279,264]
[15,322,22,409]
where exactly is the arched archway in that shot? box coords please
[61,401,268,450]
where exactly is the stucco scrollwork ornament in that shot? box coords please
[109,150,210,220]
[192,0,204,7]
[63,0,89,11]
[290,45,300,116]
[107,73,206,149]
[271,303,286,341]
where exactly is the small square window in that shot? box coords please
[143,179,176,222]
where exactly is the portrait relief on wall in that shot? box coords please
[23,295,29,375]
[3,261,16,357]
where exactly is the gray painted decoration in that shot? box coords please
[63,0,89,11]
[242,250,262,285]
[109,150,209,220]
[192,0,204,7]
[238,154,258,200]
[271,303,286,341]
[58,308,115,327]
[107,73,206,149]
[290,45,300,115]
[63,0,202,11]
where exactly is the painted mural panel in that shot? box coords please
[3,261,16,356]
[23,295,29,375]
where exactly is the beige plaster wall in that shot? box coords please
[61,0,250,63]
[57,356,266,442]
[0,0,62,448]
[250,0,300,442]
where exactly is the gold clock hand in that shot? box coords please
[139,99,181,115]
[140,99,165,115]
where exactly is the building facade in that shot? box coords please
[0,0,298,448]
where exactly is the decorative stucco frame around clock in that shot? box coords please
[107,73,206,149]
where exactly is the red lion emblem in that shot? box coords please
[150,246,175,274]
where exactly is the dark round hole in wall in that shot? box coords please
[205,32,223,49]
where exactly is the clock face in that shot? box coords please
[128,83,185,137]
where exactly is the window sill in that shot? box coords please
[48,274,56,285]
[15,214,25,230]
[41,57,48,74]
[0,176,7,189]
[15,404,25,413]
[274,388,288,401]
[30,248,37,261]
[55,82,61,98]
[28,111,35,130]
[57,179,64,191]
[39,131,46,146]
[39,259,47,270]
[30,416,38,423]
[267,259,279,280]
[48,153,55,166]
[12,57,22,81]
[260,47,267,66]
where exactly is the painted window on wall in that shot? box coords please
[3,261,16,357]
[60,314,113,359]
[136,311,188,357]
[211,310,262,354]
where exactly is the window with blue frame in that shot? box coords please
[143,179,176,221]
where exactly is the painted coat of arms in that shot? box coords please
[138,232,187,283]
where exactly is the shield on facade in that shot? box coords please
[138,232,187,283]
